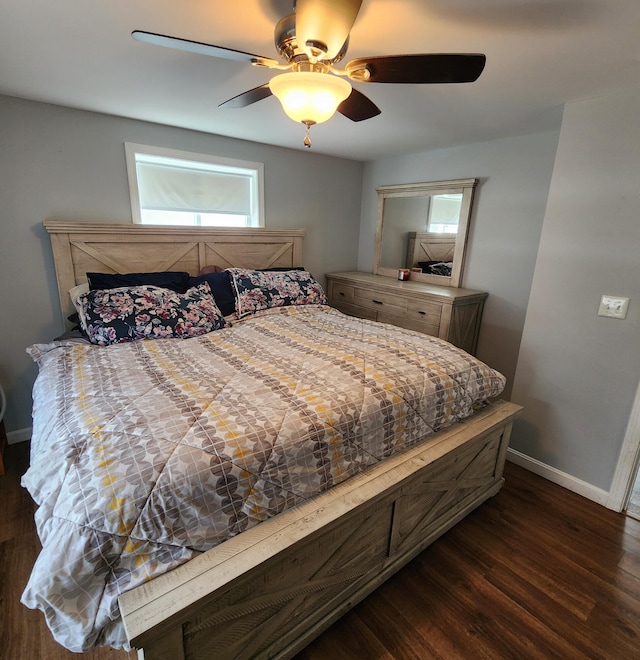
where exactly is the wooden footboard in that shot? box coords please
[119,400,521,660]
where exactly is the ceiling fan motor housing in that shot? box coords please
[274,12,348,64]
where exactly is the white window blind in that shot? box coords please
[136,162,252,215]
[125,143,264,226]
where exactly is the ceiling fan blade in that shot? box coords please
[338,87,381,122]
[132,30,279,67]
[219,84,273,109]
[295,0,363,60]
[346,54,486,84]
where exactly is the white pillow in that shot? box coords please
[69,282,90,313]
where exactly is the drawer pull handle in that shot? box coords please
[339,291,345,296]
[372,300,383,305]
[418,311,426,315]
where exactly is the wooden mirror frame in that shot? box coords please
[373,178,478,288]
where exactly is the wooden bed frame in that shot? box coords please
[44,220,521,660]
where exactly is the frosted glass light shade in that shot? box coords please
[269,72,352,124]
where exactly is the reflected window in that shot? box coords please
[427,194,463,233]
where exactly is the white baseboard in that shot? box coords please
[7,426,31,445]
[506,447,611,508]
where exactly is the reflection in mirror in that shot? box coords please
[373,179,477,288]
[380,196,430,271]
[428,194,463,233]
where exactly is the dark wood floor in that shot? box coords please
[2,442,640,660]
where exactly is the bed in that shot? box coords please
[22,220,521,659]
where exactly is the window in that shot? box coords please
[125,143,264,227]
[427,194,463,234]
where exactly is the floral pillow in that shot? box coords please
[227,268,327,318]
[75,283,230,346]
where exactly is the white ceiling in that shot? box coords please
[1,0,639,161]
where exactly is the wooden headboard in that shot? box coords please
[45,221,306,326]
[407,231,456,266]
[406,231,456,286]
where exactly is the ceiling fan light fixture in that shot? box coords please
[269,71,352,125]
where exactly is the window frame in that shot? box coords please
[125,142,265,227]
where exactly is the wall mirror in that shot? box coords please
[373,178,478,288]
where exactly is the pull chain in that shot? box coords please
[303,120,315,148]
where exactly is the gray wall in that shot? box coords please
[0,95,364,432]
[511,87,640,491]
[357,129,562,399]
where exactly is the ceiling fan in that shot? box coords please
[132,0,486,147]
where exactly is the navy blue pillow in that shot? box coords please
[188,271,236,316]
[87,271,191,293]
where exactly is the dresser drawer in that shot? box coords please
[354,289,407,317]
[330,282,355,304]
[406,298,442,327]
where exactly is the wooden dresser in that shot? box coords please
[325,271,487,355]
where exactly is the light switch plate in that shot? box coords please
[598,295,630,319]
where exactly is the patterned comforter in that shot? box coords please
[21,305,505,651]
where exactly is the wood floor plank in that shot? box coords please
[458,533,601,642]
[377,569,505,659]
[455,517,599,621]
[4,441,640,659]
[422,545,585,659]
[429,530,608,659]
